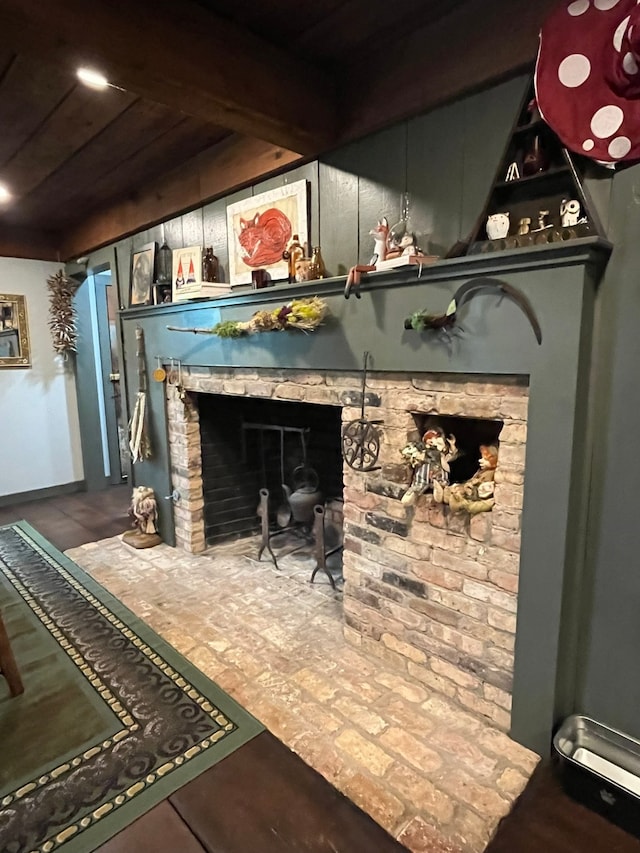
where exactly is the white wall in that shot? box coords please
[0,257,84,497]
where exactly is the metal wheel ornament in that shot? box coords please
[341,351,383,472]
[342,418,381,471]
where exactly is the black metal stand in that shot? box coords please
[257,488,279,567]
[310,505,343,590]
[257,488,314,571]
[257,490,343,588]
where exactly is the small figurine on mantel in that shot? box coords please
[344,215,438,298]
[369,217,429,265]
[437,444,499,514]
[560,199,581,228]
[283,234,305,283]
[123,485,162,549]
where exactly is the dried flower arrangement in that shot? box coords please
[46,269,80,356]
[167,297,329,339]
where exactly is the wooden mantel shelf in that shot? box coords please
[120,237,612,321]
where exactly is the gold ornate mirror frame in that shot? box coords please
[0,293,31,368]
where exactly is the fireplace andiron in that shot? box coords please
[257,489,342,588]
[341,352,382,472]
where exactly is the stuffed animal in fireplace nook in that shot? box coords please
[400,428,459,505]
[440,444,499,514]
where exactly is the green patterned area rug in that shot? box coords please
[0,521,264,853]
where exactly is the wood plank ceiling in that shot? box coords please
[0,0,558,260]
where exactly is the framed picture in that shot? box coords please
[172,245,202,302]
[153,283,172,305]
[129,243,156,306]
[226,179,308,285]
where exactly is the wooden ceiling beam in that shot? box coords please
[60,135,303,260]
[339,0,557,143]
[0,0,337,156]
[0,226,59,261]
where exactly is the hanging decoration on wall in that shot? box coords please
[128,326,152,463]
[535,0,640,165]
[46,269,80,356]
[166,296,328,339]
[403,278,542,344]
[341,351,383,472]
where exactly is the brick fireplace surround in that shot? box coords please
[167,368,528,732]
[126,238,609,754]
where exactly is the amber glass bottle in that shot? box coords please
[309,246,326,279]
[202,247,219,282]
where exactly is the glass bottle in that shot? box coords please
[156,223,172,285]
[283,234,304,283]
[202,247,219,282]
[389,192,418,255]
[309,246,326,279]
[522,135,547,176]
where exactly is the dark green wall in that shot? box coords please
[77,72,640,753]
[575,166,640,737]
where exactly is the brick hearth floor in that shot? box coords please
[66,534,538,853]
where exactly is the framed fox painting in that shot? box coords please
[226,180,308,285]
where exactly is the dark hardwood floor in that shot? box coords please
[486,762,640,853]
[0,484,131,550]
[3,486,640,852]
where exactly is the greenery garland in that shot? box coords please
[211,297,328,338]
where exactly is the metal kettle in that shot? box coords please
[282,465,322,525]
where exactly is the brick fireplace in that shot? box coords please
[166,366,528,731]
[127,238,609,752]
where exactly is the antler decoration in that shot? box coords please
[404,278,542,344]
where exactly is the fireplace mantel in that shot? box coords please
[123,237,610,377]
[120,236,610,754]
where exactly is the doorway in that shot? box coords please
[75,265,129,490]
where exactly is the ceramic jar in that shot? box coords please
[486,212,510,240]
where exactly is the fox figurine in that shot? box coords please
[369,217,390,264]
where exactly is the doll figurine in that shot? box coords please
[123,485,161,548]
[444,445,499,514]
[401,427,459,505]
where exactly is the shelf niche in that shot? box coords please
[464,79,608,256]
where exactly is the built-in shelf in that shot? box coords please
[495,165,571,190]
[464,77,606,253]
[512,119,545,135]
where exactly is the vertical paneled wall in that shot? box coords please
[112,76,527,311]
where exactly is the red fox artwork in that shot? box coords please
[226,179,308,285]
[238,208,292,268]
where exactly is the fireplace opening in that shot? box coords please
[197,394,343,545]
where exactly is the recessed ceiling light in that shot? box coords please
[0,183,12,203]
[77,67,110,90]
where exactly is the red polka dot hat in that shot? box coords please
[535,0,640,163]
